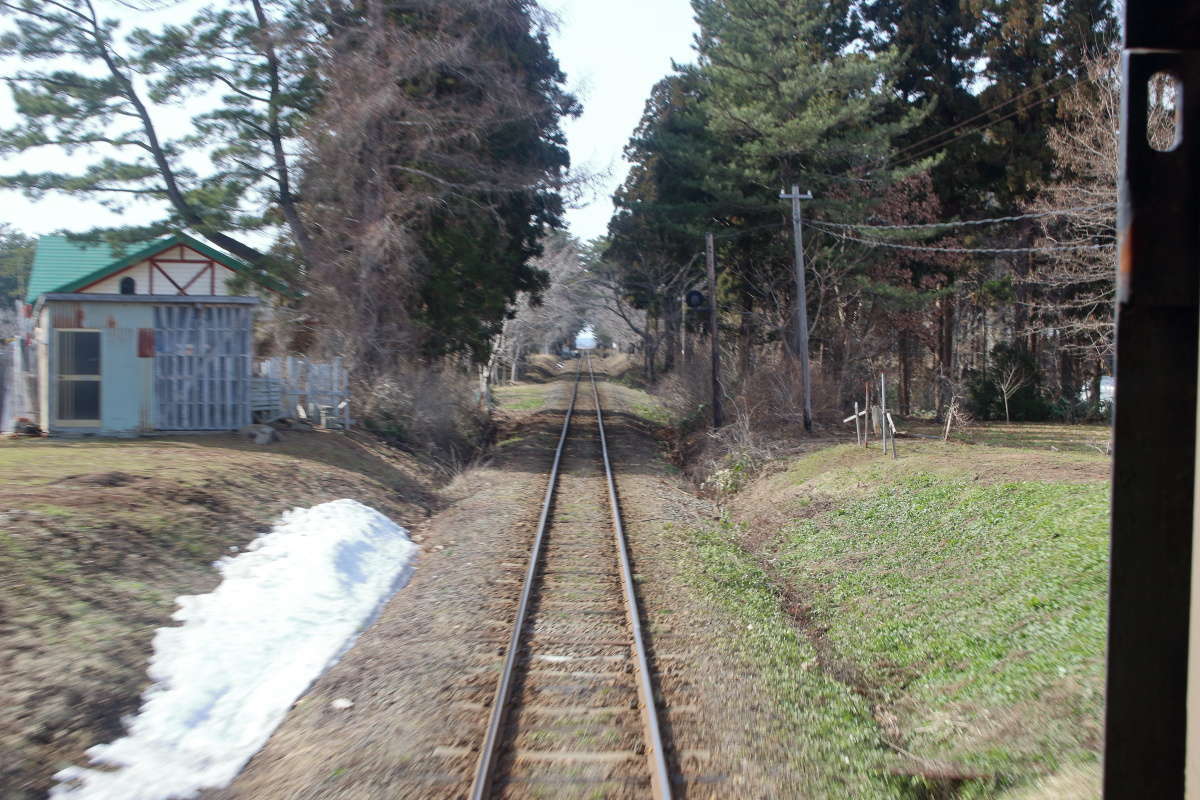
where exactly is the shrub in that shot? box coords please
[964,343,1053,422]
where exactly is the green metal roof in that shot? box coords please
[25,232,286,302]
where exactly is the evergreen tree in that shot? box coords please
[692,0,923,209]
[607,69,716,375]
[301,0,577,369]
[0,225,33,308]
[0,0,319,274]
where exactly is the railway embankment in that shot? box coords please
[688,437,1110,798]
[2,365,1110,800]
[0,431,439,799]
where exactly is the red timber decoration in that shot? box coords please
[147,257,217,296]
[76,246,229,296]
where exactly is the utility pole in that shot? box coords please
[705,232,722,428]
[680,293,687,361]
[781,184,813,432]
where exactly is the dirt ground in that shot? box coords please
[0,430,437,799]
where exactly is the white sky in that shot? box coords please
[545,0,697,241]
[0,0,698,244]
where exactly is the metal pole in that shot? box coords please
[1106,5,1200,796]
[706,232,722,428]
[781,184,814,432]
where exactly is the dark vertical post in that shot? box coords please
[781,185,814,432]
[706,232,722,428]
[880,372,887,454]
[1106,4,1200,796]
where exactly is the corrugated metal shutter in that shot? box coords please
[153,305,251,430]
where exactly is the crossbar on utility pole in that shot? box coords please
[705,232,723,428]
[781,184,814,432]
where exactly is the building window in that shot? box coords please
[120,276,136,294]
[56,330,101,422]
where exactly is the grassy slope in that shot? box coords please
[0,432,435,799]
[689,441,1109,798]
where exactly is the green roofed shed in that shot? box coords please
[25,233,288,303]
[23,231,285,437]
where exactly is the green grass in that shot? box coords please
[685,519,899,798]
[493,384,546,411]
[902,420,1111,454]
[687,445,1109,797]
[629,400,670,426]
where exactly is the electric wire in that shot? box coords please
[878,73,1077,167]
[807,220,1114,254]
[817,204,1114,231]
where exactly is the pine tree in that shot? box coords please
[692,0,923,207]
[607,68,716,375]
[0,0,319,274]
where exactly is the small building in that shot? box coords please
[24,233,279,436]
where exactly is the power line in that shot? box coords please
[817,204,1114,232]
[881,73,1075,167]
[885,78,1084,173]
[808,221,1115,254]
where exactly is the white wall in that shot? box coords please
[82,245,238,296]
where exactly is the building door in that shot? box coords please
[55,329,101,425]
[154,305,251,430]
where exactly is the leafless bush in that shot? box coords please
[658,348,843,488]
[356,360,488,473]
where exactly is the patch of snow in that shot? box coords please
[330,698,354,710]
[52,499,418,800]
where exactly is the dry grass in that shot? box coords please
[0,432,438,799]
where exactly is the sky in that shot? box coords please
[544,0,698,241]
[0,0,699,244]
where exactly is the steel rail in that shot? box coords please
[469,362,582,800]
[587,354,673,800]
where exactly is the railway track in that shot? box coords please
[467,355,672,799]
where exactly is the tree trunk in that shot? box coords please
[662,302,679,374]
[643,335,657,384]
[737,287,754,380]
[899,330,912,416]
[1090,360,1103,414]
[936,293,955,419]
[1059,346,1076,402]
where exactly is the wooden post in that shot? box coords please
[864,380,872,440]
[781,185,814,432]
[887,412,898,460]
[854,401,861,446]
[706,232,723,428]
[880,373,887,454]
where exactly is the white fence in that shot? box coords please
[252,356,351,428]
[0,335,37,434]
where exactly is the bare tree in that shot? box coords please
[300,0,578,385]
[997,364,1028,424]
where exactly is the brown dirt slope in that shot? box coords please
[0,431,437,800]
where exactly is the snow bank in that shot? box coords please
[52,499,418,800]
